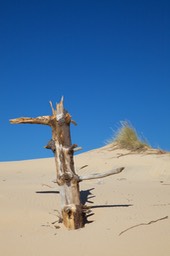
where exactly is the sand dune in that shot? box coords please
[0,146,170,256]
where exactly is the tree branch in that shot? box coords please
[73,146,82,152]
[49,101,56,116]
[79,167,124,181]
[10,116,51,126]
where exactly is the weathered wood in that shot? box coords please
[79,167,124,181]
[10,97,125,230]
[10,98,83,229]
[10,116,51,125]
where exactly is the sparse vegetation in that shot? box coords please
[109,121,150,151]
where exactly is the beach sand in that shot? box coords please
[0,145,170,256]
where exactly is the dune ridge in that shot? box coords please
[0,146,170,256]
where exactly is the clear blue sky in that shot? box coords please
[0,0,170,161]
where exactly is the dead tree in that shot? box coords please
[10,97,124,230]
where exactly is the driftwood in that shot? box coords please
[10,97,124,230]
[119,215,168,236]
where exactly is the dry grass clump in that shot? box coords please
[110,121,150,151]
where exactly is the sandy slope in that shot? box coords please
[0,146,170,256]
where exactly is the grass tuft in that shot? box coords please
[109,121,150,151]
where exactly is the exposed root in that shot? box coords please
[119,216,168,236]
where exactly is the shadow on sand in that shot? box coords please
[36,190,59,194]
[80,188,133,225]
[35,188,132,225]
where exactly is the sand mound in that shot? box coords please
[0,146,170,256]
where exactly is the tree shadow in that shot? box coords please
[36,190,59,194]
[80,188,133,226]
[80,188,95,205]
[91,204,133,209]
[36,188,133,227]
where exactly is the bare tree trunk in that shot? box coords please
[49,98,83,229]
[10,97,124,230]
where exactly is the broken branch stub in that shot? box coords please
[10,97,125,230]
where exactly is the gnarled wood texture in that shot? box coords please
[10,97,124,230]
